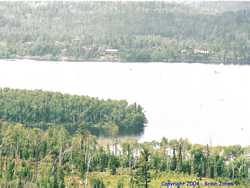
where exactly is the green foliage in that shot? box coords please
[0,121,248,187]
[0,2,249,63]
[117,179,124,188]
[0,87,249,188]
[134,146,151,188]
[91,177,105,188]
[170,148,177,171]
[0,88,146,136]
[6,160,15,181]
[108,155,120,175]
[191,148,206,177]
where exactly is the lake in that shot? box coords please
[0,59,249,146]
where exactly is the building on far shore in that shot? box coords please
[193,48,210,55]
[100,48,120,61]
[104,49,119,54]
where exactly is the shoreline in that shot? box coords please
[1,57,250,65]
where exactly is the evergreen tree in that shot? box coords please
[134,146,151,188]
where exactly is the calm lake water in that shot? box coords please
[0,59,249,146]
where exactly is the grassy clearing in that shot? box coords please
[82,171,249,188]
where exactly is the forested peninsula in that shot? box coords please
[0,2,250,64]
[0,88,146,136]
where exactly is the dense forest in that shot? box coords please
[0,2,250,63]
[0,88,146,136]
[0,120,249,187]
[0,88,249,187]
[0,1,250,187]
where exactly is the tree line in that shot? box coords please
[0,2,250,64]
[0,88,146,136]
[0,120,249,187]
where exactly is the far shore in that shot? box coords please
[0,57,249,65]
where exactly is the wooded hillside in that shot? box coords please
[0,2,249,63]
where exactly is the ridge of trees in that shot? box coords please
[0,88,146,136]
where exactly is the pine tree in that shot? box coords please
[171,147,177,171]
[134,146,151,188]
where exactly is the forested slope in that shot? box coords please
[0,120,249,187]
[0,88,146,136]
[0,2,250,63]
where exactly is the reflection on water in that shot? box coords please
[0,59,249,146]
